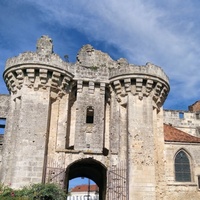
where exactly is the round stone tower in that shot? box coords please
[109,61,169,199]
[1,36,73,188]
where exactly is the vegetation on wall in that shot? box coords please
[0,183,67,200]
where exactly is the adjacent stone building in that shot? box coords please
[0,36,200,199]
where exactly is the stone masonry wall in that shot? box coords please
[74,82,105,152]
[0,95,10,172]
[0,95,10,118]
[164,110,200,137]
[164,142,200,199]
[0,89,51,188]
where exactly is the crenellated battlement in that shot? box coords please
[109,62,169,83]
[3,36,169,107]
[109,63,169,109]
[5,52,72,72]
[5,36,73,72]
[74,63,110,82]
[4,36,74,97]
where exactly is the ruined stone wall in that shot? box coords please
[164,110,200,137]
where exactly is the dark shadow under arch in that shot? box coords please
[65,158,107,200]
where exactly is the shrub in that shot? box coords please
[0,183,67,200]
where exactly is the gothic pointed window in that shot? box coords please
[175,150,191,182]
[86,106,94,124]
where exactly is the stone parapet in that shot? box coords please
[109,62,169,83]
[5,52,72,72]
[109,63,170,109]
[4,36,73,97]
[76,44,115,69]
[74,44,112,82]
[74,64,109,82]
[5,36,73,73]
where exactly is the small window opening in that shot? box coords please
[196,113,200,120]
[86,106,94,124]
[0,118,6,134]
[179,112,184,119]
[198,176,200,189]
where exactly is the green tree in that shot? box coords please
[0,183,67,200]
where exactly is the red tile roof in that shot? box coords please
[164,124,200,143]
[71,184,99,192]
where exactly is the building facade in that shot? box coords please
[67,184,99,200]
[0,36,200,199]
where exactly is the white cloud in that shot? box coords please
[1,0,200,109]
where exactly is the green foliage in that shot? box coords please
[0,183,67,200]
[90,66,98,71]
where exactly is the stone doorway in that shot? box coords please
[65,158,107,200]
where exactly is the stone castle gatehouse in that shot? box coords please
[1,36,200,199]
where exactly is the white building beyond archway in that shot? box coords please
[67,184,99,200]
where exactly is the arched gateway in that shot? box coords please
[0,36,169,200]
[66,158,107,199]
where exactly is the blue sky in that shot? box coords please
[69,178,95,190]
[1,0,200,111]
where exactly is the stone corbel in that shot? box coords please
[152,82,163,110]
[39,69,48,84]
[136,78,143,100]
[51,71,61,87]
[61,76,70,92]
[7,72,17,93]
[4,76,11,92]
[100,82,105,95]
[26,68,35,84]
[154,82,162,97]
[113,80,121,95]
[113,80,122,102]
[16,69,24,89]
[88,81,95,94]
[77,80,83,93]
[124,78,131,92]
[159,86,168,106]
[145,79,154,96]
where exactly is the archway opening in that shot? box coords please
[65,158,107,200]
[69,177,98,199]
